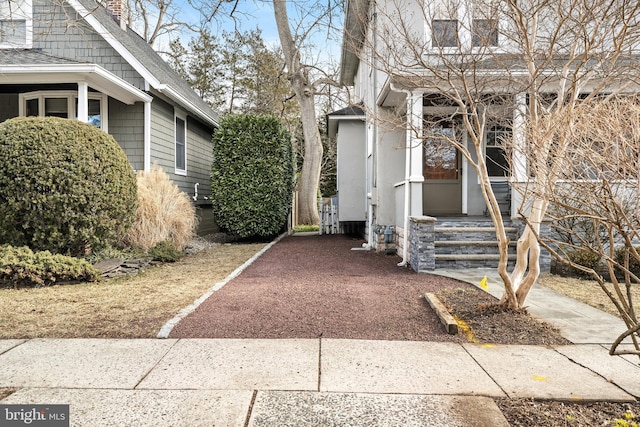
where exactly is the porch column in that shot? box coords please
[77,82,88,123]
[408,90,424,216]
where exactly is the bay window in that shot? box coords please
[19,91,108,131]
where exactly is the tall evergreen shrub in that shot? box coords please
[0,117,137,256]
[211,115,294,238]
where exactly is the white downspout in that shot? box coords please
[395,85,413,266]
[144,100,151,171]
[364,2,378,250]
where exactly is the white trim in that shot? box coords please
[0,64,152,105]
[19,90,109,130]
[159,84,218,128]
[0,0,32,49]
[77,82,89,123]
[68,0,218,128]
[67,0,160,88]
[144,101,151,171]
[174,109,187,175]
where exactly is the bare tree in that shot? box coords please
[520,97,640,357]
[350,0,640,308]
[273,0,342,225]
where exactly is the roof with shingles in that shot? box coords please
[74,0,218,126]
[0,49,83,65]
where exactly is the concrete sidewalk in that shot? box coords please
[0,338,638,426]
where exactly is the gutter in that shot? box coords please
[158,85,219,129]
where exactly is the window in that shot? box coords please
[0,0,31,48]
[472,19,498,47]
[486,123,511,177]
[0,19,26,44]
[76,98,103,128]
[175,116,186,174]
[19,91,108,130]
[45,98,69,118]
[432,20,458,47]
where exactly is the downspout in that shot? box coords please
[144,99,151,171]
[391,83,413,267]
[364,1,378,250]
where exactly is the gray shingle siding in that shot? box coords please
[187,116,214,201]
[108,98,144,170]
[149,95,214,199]
[32,0,145,89]
[149,95,176,171]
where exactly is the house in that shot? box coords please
[333,0,640,272]
[0,0,218,234]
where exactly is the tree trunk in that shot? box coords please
[273,0,322,225]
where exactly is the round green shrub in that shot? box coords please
[613,246,640,281]
[0,117,137,256]
[567,248,602,277]
[0,245,100,288]
[211,115,294,238]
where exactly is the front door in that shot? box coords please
[422,120,463,215]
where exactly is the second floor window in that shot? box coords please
[432,20,458,48]
[0,19,25,45]
[472,19,499,47]
[0,0,31,48]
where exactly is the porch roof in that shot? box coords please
[327,105,365,138]
[0,50,152,105]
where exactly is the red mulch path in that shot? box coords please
[169,234,474,341]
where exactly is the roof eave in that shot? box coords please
[0,63,152,104]
[158,85,219,128]
[340,0,369,86]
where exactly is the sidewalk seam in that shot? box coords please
[461,344,509,398]
[156,233,287,338]
[132,338,180,389]
[551,346,638,400]
[243,390,258,427]
[317,337,322,392]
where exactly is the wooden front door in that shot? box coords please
[423,120,463,215]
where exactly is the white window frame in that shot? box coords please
[0,0,32,48]
[19,90,109,131]
[484,121,511,180]
[174,110,187,175]
[425,0,506,53]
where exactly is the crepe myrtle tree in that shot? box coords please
[516,98,640,358]
[349,0,640,309]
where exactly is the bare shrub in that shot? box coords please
[125,165,198,250]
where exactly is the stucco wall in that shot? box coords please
[337,120,367,222]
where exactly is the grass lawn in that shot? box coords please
[0,243,266,339]
[538,275,640,319]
